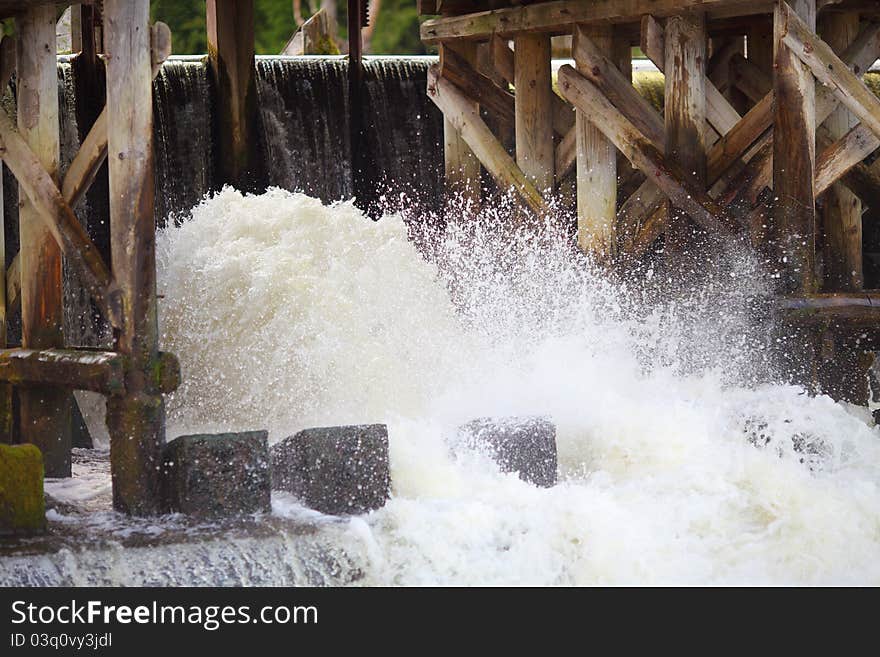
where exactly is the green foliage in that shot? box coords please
[150,0,426,55]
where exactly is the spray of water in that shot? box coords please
[156,187,880,585]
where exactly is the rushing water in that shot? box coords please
[153,187,880,585]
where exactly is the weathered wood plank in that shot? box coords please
[441,43,514,128]
[104,0,165,515]
[574,24,616,257]
[773,0,817,295]
[664,11,708,248]
[207,0,260,189]
[558,64,737,235]
[0,348,126,395]
[441,43,482,206]
[818,11,862,291]
[15,6,72,476]
[421,0,772,43]
[781,2,880,146]
[514,34,554,191]
[428,65,549,216]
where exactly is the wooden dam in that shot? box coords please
[0,0,878,532]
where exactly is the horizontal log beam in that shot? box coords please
[428,65,550,216]
[780,1,880,143]
[779,293,880,327]
[421,0,772,42]
[0,348,180,395]
[558,64,737,236]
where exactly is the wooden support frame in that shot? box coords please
[441,42,482,207]
[514,33,554,191]
[428,65,550,217]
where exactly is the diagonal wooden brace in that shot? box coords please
[427,65,550,217]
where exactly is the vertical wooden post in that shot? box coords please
[747,16,774,74]
[664,12,707,250]
[104,0,164,515]
[16,7,72,475]
[207,0,261,190]
[574,24,616,257]
[819,11,862,291]
[441,42,481,208]
[514,34,554,193]
[773,0,817,294]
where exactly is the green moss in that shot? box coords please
[0,443,46,535]
[632,71,666,113]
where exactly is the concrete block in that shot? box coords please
[458,416,557,487]
[162,431,270,518]
[0,443,45,535]
[271,424,389,516]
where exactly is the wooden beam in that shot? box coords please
[428,65,549,216]
[441,43,514,129]
[641,15,741,138]
[843,159,880,211]
[706,93,773,183]
[441,43,481,206]
[558,64,737,235]
[571,29,665,150]
[514,34,554,191]
[574,24,616,257]
[664,11,708,248]
[0,349,125,395]
[0,34,10,443]
[818,11,863,291]
[781,3,880,143]
[729,53,773,104]
[15,6,72,477]
[773,0,817,295]
[421,0,772,43]
[207,0,260,189]
[104,0,165,516]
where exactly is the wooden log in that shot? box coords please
[0,34,10,443]
[781,2,880,142]
[281,7,335,55]
[773,0,817,295]
[641,15,740,139]
[428,65,549,217]
[573,24,616,257]
[819,10,863,291]
[729,53,773,104]
[488,35,573,138]
[15,6,72,477]
[571,29,665,150]
[441,43,481,206]
[104,0,165,516]
[664,12,708,248]
[706,93,773,183]
[0,349,125,394]
[441,43,514,129]
[207,0,261,190]
[558,65,737,235]
[617,181,666,253]
[514,34,554,192]
[420,0,773,43]
[842,158,880,212]
[0,109,118,326]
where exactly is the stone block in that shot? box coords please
[162,431,270,518]
[271,424,389,516]
[458,416,557,487]
[0,443,45,535]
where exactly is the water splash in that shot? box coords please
[153,188,880,585]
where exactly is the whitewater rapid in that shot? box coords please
[154,187,880,585]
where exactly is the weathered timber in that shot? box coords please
[779,293,880,327]
[781,2,880,144]
[207,0,261,190]
[572,29,665,150]
[815,124,878,195]
[574,24,616,257]
[773,0,817,295]
[281,7,335,55]
[617,182,666,254]
[441,43,481,206]
[104,0,165,516]
[428,65,549,216]
[642,15,741,138]
[706,93,773,183]
[514,34,554,191]
[15,7,72,477]
[558,65,737,235]
[729,52,773,104]
[420,0,773,43]
[664,11,708,248]
[842,158,880,211]
[488,34,574,138]
[0,349,124,395]
[0,110,118,327]
[441,43,514,129]
[0,35,9,442]
[818,5,864,291]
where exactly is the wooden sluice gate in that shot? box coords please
[420,0,880,402]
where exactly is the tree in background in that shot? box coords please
[150,0,429,55]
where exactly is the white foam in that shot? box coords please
[154,187,880,585]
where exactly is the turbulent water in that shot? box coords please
[154,187,880,586]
